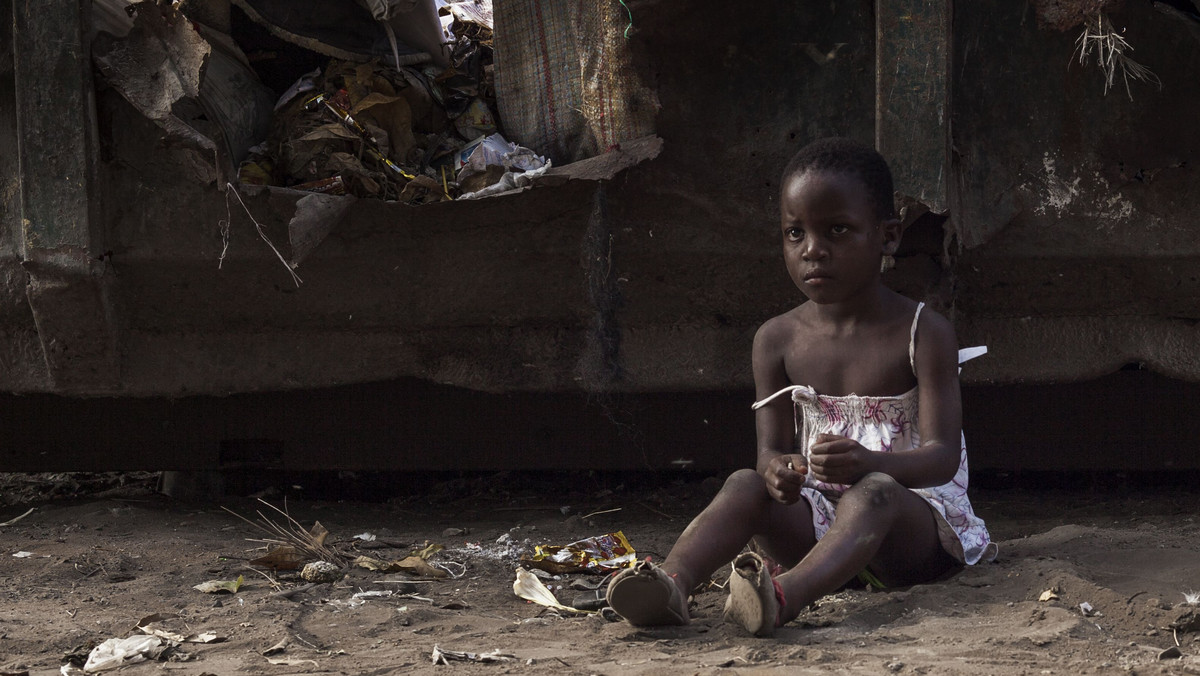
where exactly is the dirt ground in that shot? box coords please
[1,471,1198,675]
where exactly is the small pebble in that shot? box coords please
[1159,646,1182,660]
[301,560,342,583]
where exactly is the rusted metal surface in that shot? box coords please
[875,0,950,213]
[0,0,877,397]
[2,0,1200,472]
[11,0,119,391]
[949,2,1200,383]
[4,372,1199,472]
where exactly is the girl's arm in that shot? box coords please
[869,309,963,488]
[752,317,807,502]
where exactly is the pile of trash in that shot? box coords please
[94,0,550,204]
[239,1,550,203]
[242,59,547,203]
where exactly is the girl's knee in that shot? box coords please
[844,472,903,510]
[721,468,766,496]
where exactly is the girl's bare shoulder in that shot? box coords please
[758,304,806,341]
[753,306,810,353]
[911,303,960,370]
[913,302,958,342]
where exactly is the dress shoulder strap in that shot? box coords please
[908,302,925,377]
[751,384,816,410]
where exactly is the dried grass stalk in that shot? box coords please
[223,498,347,566]
[1073,12,1161,100]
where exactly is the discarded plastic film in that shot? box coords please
[523,531,636,575]
[82,635,163,672]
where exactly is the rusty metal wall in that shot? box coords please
[3,1,1200,472]
[950,3,1200,384]
[2,0,881,397]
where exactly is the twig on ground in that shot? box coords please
[292,634,320,650]
[223,499,346,566]
[243,566,283,592]
[270,582,319,600]
[637,502,675,520]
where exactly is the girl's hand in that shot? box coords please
[765,453,808,505]
[808,434,875,485]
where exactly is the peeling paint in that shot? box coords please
[1026,153,1134,221]
[1033,153,1082,215]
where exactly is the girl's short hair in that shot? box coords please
[782,137,895,220]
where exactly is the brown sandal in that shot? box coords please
[605,559,688,626]
[723,551,781,637]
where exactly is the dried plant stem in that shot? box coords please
[1072,12,1161,101]
[223,498,345,566]
[242,565,283,591]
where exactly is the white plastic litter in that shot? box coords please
[84,635,163,672]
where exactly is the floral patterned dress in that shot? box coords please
[752,303,998,565]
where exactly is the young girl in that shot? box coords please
[605,137,996,636]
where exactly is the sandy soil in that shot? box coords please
[1,472,1198,675]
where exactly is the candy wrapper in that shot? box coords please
[523,531,636,575]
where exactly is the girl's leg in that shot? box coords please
[661,468,817,596]
[773,472,954,623]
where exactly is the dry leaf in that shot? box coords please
[414,542,444,560]
[353,555,447,578]
[250,546,308,571]
[1038,589,1059,602]
[309,521,329,548]
[194,575,244,594]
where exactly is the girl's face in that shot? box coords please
[779,170,901,305]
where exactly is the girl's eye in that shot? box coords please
[831,224,849,235]
[785,227,803,241]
